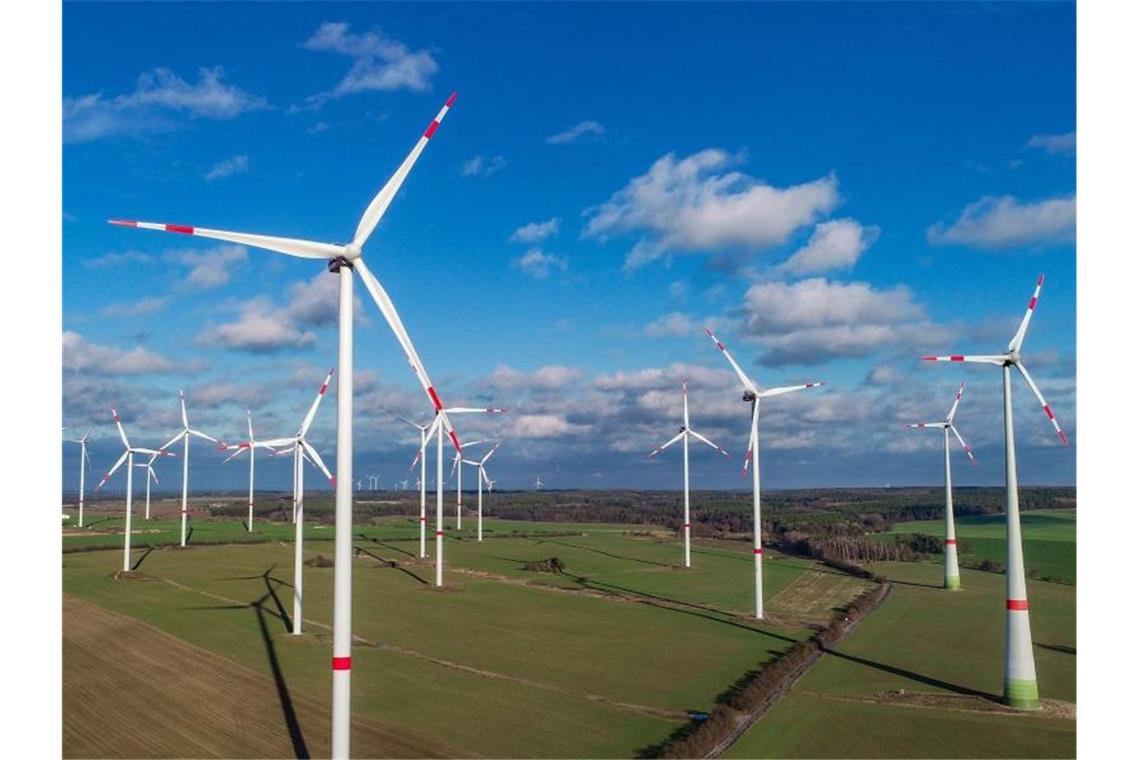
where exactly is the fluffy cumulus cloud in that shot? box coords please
[82,250,153,269]
[166,245,249,290]
[509,217,560,243]
[777,218,879,276]
[459,155,507,177]
[204,154,250,181]
[63,331,176,375]
[512,249,567,279]
[1025,131,1076,155]
[480,365,583,392]
[63,67,269,143]
[584,149,840,270]
[195,301,318,353]
[545,120,605,145]
[641,312,722,339]
[926,194,1075,249]
[296,22,438,110]
[738,278,949,365]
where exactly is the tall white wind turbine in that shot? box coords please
[416,406,506,585]
[94,406,174,572]
[135,454,160,521]
[451,438,490,531]
[221,410,277,532]
[111,93,462,758]
[704,328,824,619]
[905,381,977,590]
[66,428,93,527]
[392,411,432,558]
[259,368,336,636]
[649,379,729,568]
[155,391,218,547]
[462,442,500,542]
[921,275,1069,710]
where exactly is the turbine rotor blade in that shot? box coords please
[1014,361,1069,445]
[354,259,460,451]
[301,440,336,485]
[921,354,1006,365]
[96,451,130,490]
[110,406,130,449]
[108,220,343,260]
[946,381,966,422]
[757,382,825,399]
[649,431,685,458]
[1008,274,1045,353]
[688,428,730,457]
[704,328,757,393]
[949,424,977,465]
[299,368,335,437]
[352,93,457,249]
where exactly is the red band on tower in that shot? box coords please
[945,539,957,545]
[332,657,352,671]
[753,548,763,555]
[1007,599,1029,611]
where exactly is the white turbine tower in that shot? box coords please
[112,94,463,757]
[462,442,500,542]
[66,428,93,527]
[94,406,174,573]
[704,328,824,619]
[649,379,730,568]
[416,407,506,585]
[451,438,490,531]
[535,476,543,491]
[905,381,977,590]
[221,410,277,532]
[922,275,1069,710]
[259,369,336,636]
[155,391,218,547]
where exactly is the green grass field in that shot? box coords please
[878,509,1076,583]
[64,515,851,758]
[726,561,1076,759]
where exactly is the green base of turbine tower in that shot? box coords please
[944,575,961,590]
[1003,678,1041,710]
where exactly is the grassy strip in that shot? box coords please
[643,583,893,759]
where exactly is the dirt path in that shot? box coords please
[63,594,457,759]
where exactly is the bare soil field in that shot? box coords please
[62,594,456,759]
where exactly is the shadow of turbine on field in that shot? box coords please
[355,533,416,558]
[539,539,677,569]
[353,547,428,585]
[1037,642,1076,655]
[184,567,310,759]
[131,546,156,571]
[817,646,995,700]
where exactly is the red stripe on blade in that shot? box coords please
[165,224,194,235]
[446,92,458,107]
[332,657,352,671]
[427,387,443,410]
[423,121,440,139]
[1044,405,1055,419]
[1007,599,1029,611]
[319,384,328,395]
[950,355,965,361]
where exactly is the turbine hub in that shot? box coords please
[742,390,756,402]
[343,244,363,260]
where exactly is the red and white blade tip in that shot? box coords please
[1037,274,1045,287]
[446,92,458,108]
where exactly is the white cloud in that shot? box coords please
[203,155,250,181]
[101,297,169,318]
[296,22,438,110]
[738,279,949,365]
[63,67,269,143]
[509,217,560,243]
[166,245,248,290]
[460,154,507,177]
[195,301,317,353]
[584,149,840,270]
[285,272,367,326]
[545,120,605,145]
[509,414,589,438]
[513,248,567,279]
[82,250,153,269]
[1025,131,1076,155]
[927,194,1075,249]
[481,365,583,392]
[777,218,879,276]
[307,121,330,134]
[642,312,721,339]
[63,331,175,375]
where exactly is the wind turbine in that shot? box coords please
[462,442,500,542]
[905,381,977,590]
[258,368,336,636]
[704,328,824,619]
[155,391,218,548]
[221,410,275,532]
[94,406,174,572]
[135,454,161,521]
[112,93,462,757]
[922,274,1069,710]
[451,438,490,531]
[649,379,729,568]
[66,428,93,527]
[392,411,433,558]
[416,406,506,585]
[535,476,543,491]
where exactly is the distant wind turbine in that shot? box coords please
[462,442,501,542]
[66,428,93,527]
[922,275,1069,710]
[705,328,824,619]
[649,379,729,567]
[906,381,977,590]
[135,454,160,521]
[95,406,175,572]
[451,438,490,531]
[221,410,275,532]
[156,391,219,548]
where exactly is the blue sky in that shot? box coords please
[62,1,1076,493]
